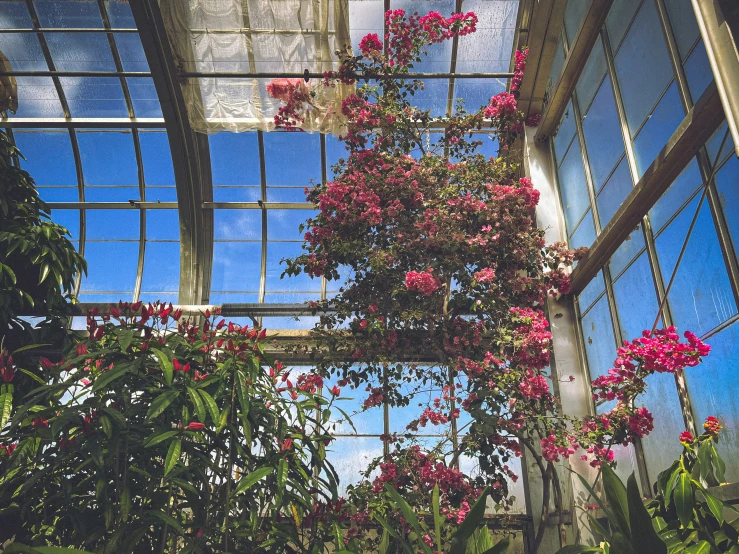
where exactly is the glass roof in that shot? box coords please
[0,0,520,330]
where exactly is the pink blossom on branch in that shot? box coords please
[405,269,442,296]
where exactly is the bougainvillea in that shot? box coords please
[271,8,711,552]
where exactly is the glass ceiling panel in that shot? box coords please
[128,77,162,117]
[77,130,138,185]
[45,33,116,71]
[34,0,105,28]
[104,0,136,28]
[0,2,33,28]
[0,33,47,70]
[12,77,63,117]
[61,77,129,117]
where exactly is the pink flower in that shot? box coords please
[405,270,441,296]
[703,416,722,436]
[679,431,694,444]
[186,422,206,431]
[473,267,496,283]
[80,378,92,387]
[359,33,383,54]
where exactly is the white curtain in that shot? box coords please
[159,0,354,134]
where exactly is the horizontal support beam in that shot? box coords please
[535,0,614,141]
[2,117,166,128]
[0,70,151,78]
[203,201,314,209]
[0,27,138,33]
[570,81,724,294]
[45,201,315,210]
[66,302,331,317]
[181,71,514,80]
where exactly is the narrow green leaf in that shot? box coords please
[100,415,113,438]
[12,343,50,354]
[38,263,50,284]
[555,544,603,554]
[120,487,131,522]
[35,548,96,554]
[674,472,694,528]
[145,390,179,421]
[481,537,510,554]
[626,473,667,554]
[0,392,12,429]
[372,514,414,554]
[164,438,181,476]
[432,483,442,554]
[151,349,173,386]
[610,531,635,554]
[232,467,274,496]
[450,487,489,554]
[277,457,288,505]
[711,444,726,483]
[235,369,250,415]
[683,541,711,554]
[198,389,220,425]
[92,363,131,392]
[602,463,631,538]
[143,429,179,448]
[702,490,724,525]
[147,509,184,535]
[116,328,135,351]
[384,483,429,553]
[19,368,45,384]
[186,386,206,423]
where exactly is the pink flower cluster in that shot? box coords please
[540,433,578,463]
[266,78,312,128]
[511,48,528,93]
[473,267,497,283]
[405,269,441,296]
[518,371,550,400]
[484,91,517,119]
[359,33,382,54]
[509,307,552,369]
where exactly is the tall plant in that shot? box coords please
[275,9,713,552]
[0,131,86,342]
[0,303,345,553]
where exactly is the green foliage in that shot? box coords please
[562,429,738,554]
[0,131,86,335]
[0,306,344,553]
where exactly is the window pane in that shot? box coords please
[649,158,702,233]
[14,130,76,186]
[557,135,591,233]
[0,2,33,28]
[578,270,605,314]
[35,0,104,28]
[706,121,733,164]
[115,33,149,72]
[266,242,321,293]
[141,242,179,294]
[45,33,114,71]
[326,436,384,495]
[85,186,139,202]
[582,77,624,191]
[49,209,80,240]
[211,242,262,292]
[609,224,646,279]
[61,77,128,118]
[267,209,316,241]
[612,252,659,341]
[553,101,577,163]
[684,39,712,104]
[146,210,179,241]
[570,210,595,249]
[12,77,63,118]
[613,0,674,134]
[564,0,590,43]
[104,0,136,28]
[548,35,566,97]
[633,82,684,177]
[715,155,739,260]
[128,77,162,118]
[665,0,700,60]
[655,196,737,334]
[86,210,139,239]
[0,33,46,70]
[596,157,631,225]
[575,39,607,115]
[264,132,321,186]
[81,241,138,295]
[77,130,138,185]
[580,295,617,384]
[605,0,641,53]
[214,210,261,240]
[209,133,261,186]
[686,322,739,482]
[139,131,175,186]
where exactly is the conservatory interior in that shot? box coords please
[0,0,738,552]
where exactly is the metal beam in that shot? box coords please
[691,0,739,157]
[180,71,514,80]
[0,71,151,78]
[535,0,615,142]
[129,0,213,306]
[515,0,568,117]
[1,117,165,128]
[569,81,724,295]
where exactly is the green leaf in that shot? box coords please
[0,391,12,429]
[120,487,131,522]
[92,363,131,392]
[35,548,96,554]
[115,328,135,351]
[610,531,635,554]
[146,390,179,421]
[481,537,510,554]
[198,389,220,426]
[151,348,173,386]
[555,544,603,554]
[702,490,724,525]
[602,463,631,538]
[100,415,113,438]
[164,439,181,476]
[683,541,711,554]
[373,514,414,554]
[12,343,50,354]
[235,369,251,416]
[589,513,613,541]
[277,457,288,505]
[450,487,489,554]
[384,483,430,553]
[232,467,274,496]
[186,386,206,423]
[19,368,45,384]
[711,444,726,483]
[432,483,442,554]
[38,263,50,284]
[143,429,179,448]
[626,473,667,554]
[674,472,694,527]
[576,471,617,525]
[147,509,184,535]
